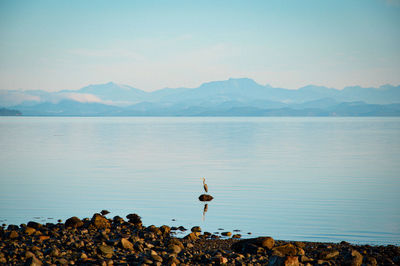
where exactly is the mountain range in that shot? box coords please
[1,78,400,116]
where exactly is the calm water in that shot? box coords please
[0,117,399,245]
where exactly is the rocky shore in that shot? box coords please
[0,213,399,265]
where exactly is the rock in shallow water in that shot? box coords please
[198,194,214,201]
[100,210,110,215]
[191,226,201,232]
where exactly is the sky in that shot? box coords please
[0,0,399,92]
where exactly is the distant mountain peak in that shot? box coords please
[2,79,400,115]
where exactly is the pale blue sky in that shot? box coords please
[0,0,399,91]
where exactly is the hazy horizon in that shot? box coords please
[1,0,400,92]
[2,78,400,93]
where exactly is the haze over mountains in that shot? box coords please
[1,78,400,116]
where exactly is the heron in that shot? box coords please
[202,177,208,193]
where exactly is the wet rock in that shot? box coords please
[198,194,214,201]
[258,237,275,249]
[147,225,161,235]
[232,234,242,238]
[24,227,36,235]
[101,210,110,215]
[221,231,231,237]
[7,224,19,230]
[160,225,171,235]
[1,212,397,266]
[92,213,111,229]
[65,216,83,228]
[8,230,19,239]
[178,226,187,231]
[112,216,124,224]
[204,231,212,237]
[126,213,142,225]
[272,243,304,256]
[191,226,201,232]
[184,232,200,241]
[232,236,275,253]
[27,221,41,230]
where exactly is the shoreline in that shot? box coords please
[1,213,399,265]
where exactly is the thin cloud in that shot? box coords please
[57,92,104,103]
[0,91,40,107]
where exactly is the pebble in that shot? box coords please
[0,213,397,265]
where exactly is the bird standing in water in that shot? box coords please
[202,177,208,193]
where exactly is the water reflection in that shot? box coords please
[1,117,399,245]
[202,203,208,221]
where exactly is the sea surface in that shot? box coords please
[0,117,399,245]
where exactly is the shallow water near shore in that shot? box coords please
[0,117,399,245]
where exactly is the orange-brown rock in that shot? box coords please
[91,213,110,229]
